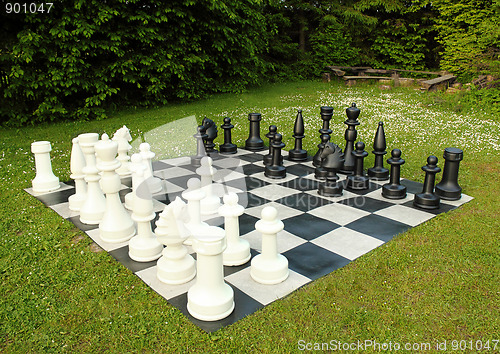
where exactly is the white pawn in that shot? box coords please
[124,154,146,211]
[128,169,163,262]
[112,125,133,178]
[139,142,162,194]
[79,133,106,224]
[155,197,196,284]
[182,178,208,245]
[196,156,221,215]
[95,134,135,243]
[187,225,234,321]
[68,137,87,211]
[250,206,289,284]
[31,141,60,193]
[219,193,251,266]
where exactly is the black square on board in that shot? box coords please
[284,242,350,280]
[276,193,333,213]
[344,214,411,242]
[36,188,76,206]
[168,286,264,332]
[283,213,340,240]
[339,196,394,213]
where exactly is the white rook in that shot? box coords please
[31,141,60,193]
[187,225,234,321]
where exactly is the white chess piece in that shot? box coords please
[124,153,146,211]
[139,142,162,194]
[68,137,87,211]
[79,133,106,224]
[155,197,196,284]
[31,141,60,193]
[112,125,132,178]
[196,156,221,215]
[219,193,251,266]
[187,225,234,321]
[250,206,289,284]
[128,169,163,262]
[182,178,208,245]
[95,134,135,243]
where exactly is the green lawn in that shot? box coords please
[1,80,499,352]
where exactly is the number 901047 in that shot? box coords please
[5,3,53,14]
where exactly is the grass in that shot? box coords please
[0,80,499,352]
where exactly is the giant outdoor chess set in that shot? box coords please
[26,104,472,332]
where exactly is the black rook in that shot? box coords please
[245,113,265,151]
[434,147,463,200]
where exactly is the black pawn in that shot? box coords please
[313,106,334,167]
[245,113,265,151]
[289,109,308,161]
[382,148,407,199]
[346,141,370,190]
[191,125,207,167]
[368,122,389,180]
[201,117,218,156]
[219,117,237,154]
[340,103,360,174]
[435,147,463,200]
[264,133,286,179]
[314,134,331,179]
[264,125,278,166]
[414,155,441,209]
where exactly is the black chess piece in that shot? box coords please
[313,106,334,166]
[346,141,370,190]
[434,147,463,200]
[318,142,345,197]
[191,125,208,167]
[201,117,218,156]
[340,103,360,174]
[264,125,278,166]
[368,122,389,180]
[314,134,331,179]
[414,155,441,209]
[382,148,407,199]
[245,113,265,151]
[264,133,286,179]
[288,109,308,161]
[219,117,237,154]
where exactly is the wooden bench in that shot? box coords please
[343,76,393,85]
[421,74,456,91]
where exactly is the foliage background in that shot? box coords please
[1,0,498,126]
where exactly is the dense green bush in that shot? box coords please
[0,0,272,126]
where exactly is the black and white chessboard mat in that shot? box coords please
[25,148,472,332]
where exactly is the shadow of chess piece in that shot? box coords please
[219,117,237,154]
[318,142,344,197]
[382,148,407,199]
[435,147,463,200]
[346,141,370,190]
[288,109,308,161]
[368,122,389,180]
[340,103,360,175]
[414,155,441,209]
